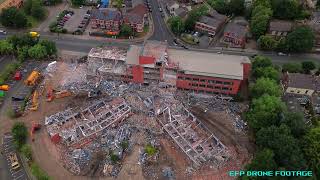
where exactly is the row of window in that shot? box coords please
[178,76,233,85]
[190,83,232,91]
[196,24,216,32]
[177,88,231,95]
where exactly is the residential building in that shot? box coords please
[166,0,179,15]
[0,0,23,11]
[91,8,122,34]
[124,0,144,9]
[173,7,188,19]
[123,4,147,33]
[222,23,247,48]
[195,10,227,37]
[268,20,293,37]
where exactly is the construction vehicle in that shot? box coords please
[24,71,40,86]
[54,90,72,99]
[0,85,9,91]
[31,122,41,142]
[29,31,40,38]
[29,90,39,111]
[46,86,53,102]
[8,152,20,170]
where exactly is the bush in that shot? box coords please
[11,122,28,150]
[282,63,302,73]
[145,144,157,156]
[0,62,20,84]
[21,144,32,161]
[110,152,120,164]
[31,163,50,180]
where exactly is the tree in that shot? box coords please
[256,125,307,169]
[245,149,278,171]
[185,5,208,31]
[257,35,278,50]
[282,112,307,138]
[271,0,299,19]
[250,5,272,38]
[21,144,32,160]
[24,0,33,15]
[252,55,272,70]
[317,0,320,9]
[246,95,286,130]
[145,144,157,156]
[207,0,229,14]
[115,0,123,9]
[301,61,316,74]
[39,40,57,56]
[0,7,28,28]
[250,78,282,98]
[302,127,320,178]
[168,16,185,35]
[7,34,38,49]
[11,122,28,150]
[28,44,47,59]
[17,46,29,62]
[120,24,133,37]
[254,66,280,81]
[229,0,245,15]
[282,63,302,73]
[31,0,46,20]
[71,0,85,6]
[0,40,14,55]
[286,26,315,52]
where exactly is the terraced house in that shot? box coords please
[91,8,122,34]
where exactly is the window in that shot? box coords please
[185,77,191,81]
[199,84,205,87]
[222,87,229,91]
[208,80,215,84]
[193,78,199,81]
[191,83,198,87]
[178,76,184,80]
[216,81,222,84]
[215,86,221,90]
[223,81,232,85]
[200,79,206,82]
[207,85,213,89]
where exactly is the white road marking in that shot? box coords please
[14,173,24,180]
[12,169,22,175]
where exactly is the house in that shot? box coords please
[195,10,227,37]
[0,0,23,11]
[166,0,179,15]
[124,0,144,9]
[173,7,188,18]
[222,23,247,48]
[309,11,320,47]
[268,20,293,37]
[91,8,122,34]
[123,4,147,33]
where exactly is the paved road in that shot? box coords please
[1,133,28,180]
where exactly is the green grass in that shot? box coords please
[180,33,199,45]
[27,16,40,28]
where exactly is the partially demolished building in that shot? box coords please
[87,40,251,95]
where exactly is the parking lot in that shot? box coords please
[1,133,28,180]
[63,7,91,34]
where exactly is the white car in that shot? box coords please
[278,52,286,56]
[0,30,6,34]
[79,5,83,8]
[217,51,222,54]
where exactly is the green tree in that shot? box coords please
[0,7,28,28]
[257,35,278,50]
[17,46,29,62]
[282,63,302,73]
[39,40,57,56]
[28,44,47,59]
[11,122,28,150]
[301,61,316,74]
[250,78,282,98]
[256,125,307,169]
[245,149,278,171]
[7,34,38,49]
[207,0,229,14]
[282,112,307,138]
[168,16,185,35]
[71,0,85,6]
[302,127,320,178]
[115,0,123,9]
[0,40,14,55]
[254,66,280,81]
[24,0,33,15]
[317,0,320,9]
[286,26,315,52]
[185,5,208,31]
[229,0,244,15]
[120,24,133,37]
[271,0,299,19]
[31,0,46,20]
[145,144,157,156]
[252,55,272,70]
[254,0,272,7]
[250,5,272,38]
[246,95,286,130]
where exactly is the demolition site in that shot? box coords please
[15,41,253,179]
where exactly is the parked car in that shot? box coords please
[79,5,83,8]
[0,30,7,34]
[159,8,162,12]
[278,52,286,56]
[149,9,152,12]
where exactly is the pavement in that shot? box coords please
[1,133,28,180]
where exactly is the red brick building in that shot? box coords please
[91,8,122,34]
[222,23,248,48]
[123,4,147,33]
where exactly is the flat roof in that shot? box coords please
[167,48,250,80]
[126,45,142,65]
[141,41,167,60]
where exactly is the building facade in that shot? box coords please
[91,8,122,34]
[195,10,227,36]
[222,23,247,48]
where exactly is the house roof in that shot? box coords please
[91,8,122,21]
[167,48,250,80]
[198,15,226,28]
[126,45,142,65]
[141,41,168,60]
[269,20,293,32]
[166,0,178,7]
[174,7,188,18]
[224,23,247,39]
[287,73,320,91]
[124,4,147,24]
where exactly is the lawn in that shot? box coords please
[180,33,199,45]
[26,9,48,29]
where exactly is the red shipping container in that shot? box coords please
[14,71,22,81]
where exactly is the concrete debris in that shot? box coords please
[162,166,175,179]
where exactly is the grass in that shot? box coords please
[180,33,199,45]
[145,144,157,156]
[27,16,40,29]
[30,163,50,180]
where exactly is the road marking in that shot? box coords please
[12,169,22,175]
[14,173,24,180]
